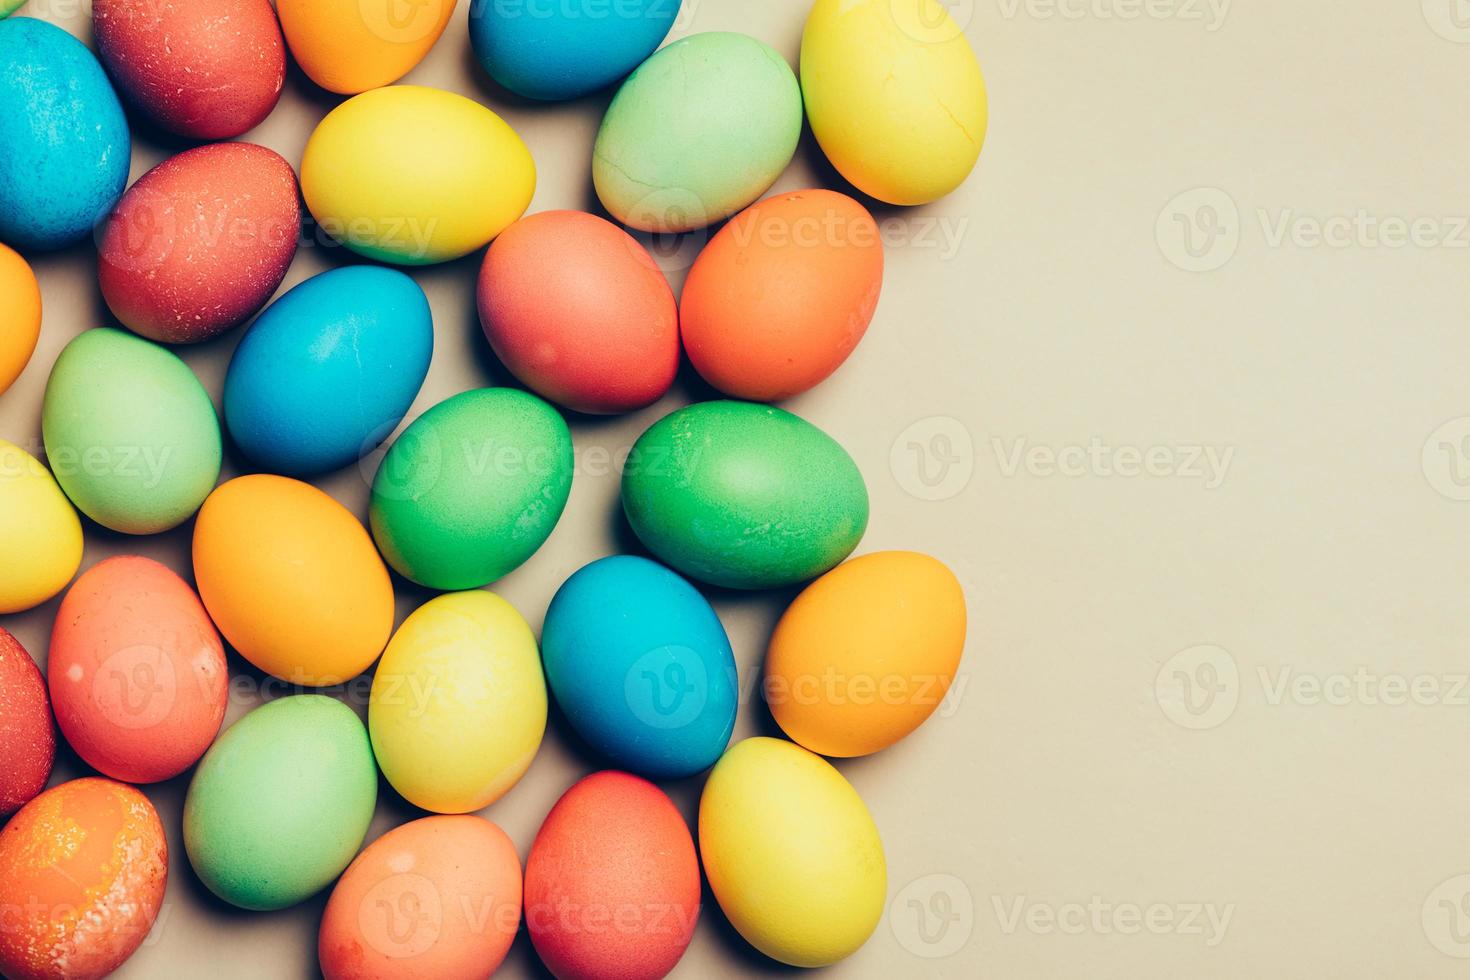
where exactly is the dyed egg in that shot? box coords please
[0,243,40,394]
[370,389,573,590]
[621,401,868,589]
[319,816,521,980]
[477,210,677,414]
[468,0,677,101]
[801,0,988,205]
[766,552,966,756]
[42,329,221,535]
[0,18,129,250]
[225,267,433,476]
[93,0,285,139]
[681,190,883,400]
[98,142,299,344]
[0,778,166,980]
[369,591,546,813]
[49,556,228,783]
[193,475,393,686]
[0,439,82,613]
[0,629,54,818]
[302,86,535,264]
[525,772,699,980]
[594,32,802,233]
[542,556,737,779]
[699,738,884,967]
[184,695,377,910]
[279,0,455,95]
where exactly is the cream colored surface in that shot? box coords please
[2,1,1467,977]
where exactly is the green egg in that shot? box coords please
[369,388,574,590]
[183,695,377,911]
[42,328,220,534]
[621,401,868,589]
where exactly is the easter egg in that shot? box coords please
[225,267,433,476]
[302,86,535,265]
[593,32,802,233]
[468,0,677,101]
[0,243,40,394]
[621,401,868,589]
[42,328,221,535]
[279,0,456,95]
[0,18,129,250]
[525,772,699,980]
[319,815,521,980]
[542,556,737,779]
[370,389,573,590]
[698,738,885,967]
[184,695,377,911]
[765,552,966,757]
[0,439,82,613]
[369,591,546,814]
[0,778,166,980]
[193,475,393,686]
[681,190,883,400]
[49,556,228,783]
[801,0,988,205]
[0,629,54,818]
[93,0,285,140]
[476,210,677,414]
[98,142,300,344]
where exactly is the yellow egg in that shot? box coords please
[0,244,40,395]
[301,85,535,265]
[765,551,966,756]
[800,0,987,205]
[369,591,547,814]
[277,0,456,95]
[698,737,885,967]
[0,439,82,614]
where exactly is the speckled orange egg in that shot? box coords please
[680,190,883,401]
[0,242,41,395]
[0,628,54,818]
[0,778,167,980]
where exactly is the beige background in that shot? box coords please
[5,0,1470,977]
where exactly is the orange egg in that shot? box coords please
[764,551,966,756]
[277,0,456,94]
[0,242,41,395]
[680,189,883,401]
[0,778,167,980]
[192,475,394,686]
[318,815,521,980]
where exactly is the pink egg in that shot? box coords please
[0,628,54,817]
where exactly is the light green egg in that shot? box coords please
[42,328,220,534]
[183,695,377,911]
[593,32,803,234]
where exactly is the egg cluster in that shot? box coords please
[0,1,985,978]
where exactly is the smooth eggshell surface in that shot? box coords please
[319,815,522,980]
[279,0,456,94]
[98,142,300,344]
[93,0,285,139]
[525,771,700,980]
[49,556,228,783]
[192,475,394,686]
[0,242,41,394]
[0,629,55,818]
[477,210,677,414]
[0,778,167,980]
[0,438,82,614]
[369,591,546,814]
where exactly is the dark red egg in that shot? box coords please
[0,628,55,818]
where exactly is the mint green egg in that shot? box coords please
[621,401,869,589]
[42,328,220,534]
[593,32,803,233]
[183,696,377,911]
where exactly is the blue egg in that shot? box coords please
[468,0,679,101]
[0,18,130,251]
[542,555,738,778]
[224,267,433,477]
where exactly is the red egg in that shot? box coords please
[0,628,54,818]
[49,556,229,784]
[525,771,699,980]
[94,0,286,140]
[477,210,678,415]
[98,142,299,344]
